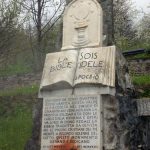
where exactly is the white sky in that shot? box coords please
[132,0,150,13]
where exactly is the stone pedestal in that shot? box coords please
[38,45,117,150]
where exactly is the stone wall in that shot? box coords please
[128,59,150,76]
[0,73,41,91]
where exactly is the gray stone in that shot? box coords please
[137,99,150,116]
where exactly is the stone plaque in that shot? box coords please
[62,0,103,50]
[137,99,150,116]
[41,95,102,150]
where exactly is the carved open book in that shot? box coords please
[40,46,116,90]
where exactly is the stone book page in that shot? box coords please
[40,50,78,90]
[74,46,116,87]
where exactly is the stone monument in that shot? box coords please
[25,0,144,150]
[39,0,118,150]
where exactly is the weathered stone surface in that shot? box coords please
[102,95,118,150]
[116,49,134,90]
[62,0,103,50]
[137,99,150,116]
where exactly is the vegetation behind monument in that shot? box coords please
[0,0,149,75]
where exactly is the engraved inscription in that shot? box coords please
[40,47,116,90]
[41,95,102,150]
[74,47,116,87]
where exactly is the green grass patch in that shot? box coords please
[0,63,33,77]
[0,85,39,97]
[139,89,150,98]
[132,75,150,97]
[0,104,32,150]
[132,75,150,86]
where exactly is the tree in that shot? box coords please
[18,0,65,69]
[113,0,137,50]
[99,0,114,46]
[135,12,150,49]
[0,0,21,56]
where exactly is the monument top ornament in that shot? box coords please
[62,0,103,50]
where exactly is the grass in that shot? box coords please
[0,102,33,150]
[0,85,39,97]
[139,89,150,98]
[0,84,38,150]
[132,75,150,98]
[132,75,150,86]
[0,85,37,150]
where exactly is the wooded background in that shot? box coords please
[0,0,149,74]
